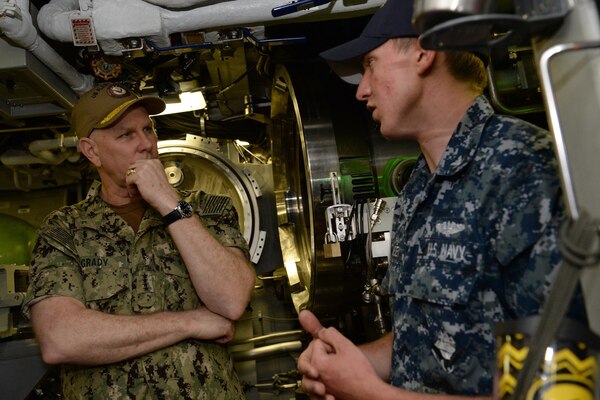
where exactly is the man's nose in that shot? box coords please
[138,132,155,150]
[356,77,370,101]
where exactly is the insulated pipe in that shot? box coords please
[28,135,80,165]
[0,149,49,166]
[142,0,213,9]
[38,0,385,44]
[35,0,78,41]
[38,0,163,41]
[159,0,385,32]
[0,0,93,95]
[0,136,80,166]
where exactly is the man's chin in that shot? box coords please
[127,190,142,201]
[378,125,393,139]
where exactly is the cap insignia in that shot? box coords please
[107,84,129,98]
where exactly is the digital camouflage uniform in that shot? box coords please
[23,187,249,400]
[383,95,567,395]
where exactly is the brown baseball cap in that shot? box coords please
[71,82,166,139]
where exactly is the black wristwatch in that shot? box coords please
[162,200,194,226]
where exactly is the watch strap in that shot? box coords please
[162,208,182,226]
[162,201,192,226]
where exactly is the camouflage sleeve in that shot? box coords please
[22,211,85,318]
[191,191,250,260]
[493,163,561,264]
[490,140,563,317]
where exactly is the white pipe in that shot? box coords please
[38,0,163,41]
[1,0,37,47]
[0,0,94,95]
[0,136,80,166]
[0,149,49,166]
[159,0,383,33]
[28,135,80,165]
[38,0,384,44]
[142,0,213,9]
[34,0,77,41]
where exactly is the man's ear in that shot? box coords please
[78,137,101,168]
[415,47,436,75]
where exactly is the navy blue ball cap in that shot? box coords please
[320,0,418,63]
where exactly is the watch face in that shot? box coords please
[178,201,194,218]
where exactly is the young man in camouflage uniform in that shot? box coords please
[22,82,256,399]
[297,0,586,399]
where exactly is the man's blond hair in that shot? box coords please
[392,37,488,94]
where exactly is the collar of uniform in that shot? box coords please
[433,95,493,177]
[72,194,130,234]
[81,190,164,232]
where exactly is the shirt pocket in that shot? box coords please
[407,260,479,306]
[82,261,129,313]
[408,232,479,307]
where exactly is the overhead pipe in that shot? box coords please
[0,135,80,166]
[28,135,80,165]
[37,0,385,45]
[0,0,94,95]
[37,0,163,43]
[141,0,214,9]
[0,149,49,166]
[158,0,385,32]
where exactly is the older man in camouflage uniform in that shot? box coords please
[23,82,255,399]
[297,0,586,399]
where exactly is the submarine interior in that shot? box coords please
[1,0,600,398]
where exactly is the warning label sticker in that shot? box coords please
[70,17,97,47]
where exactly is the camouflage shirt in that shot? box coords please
[383,96,563,395]
[23,188,249,399]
